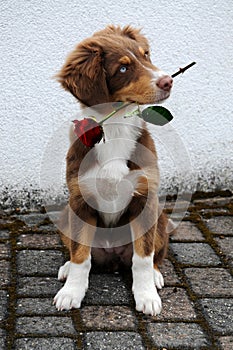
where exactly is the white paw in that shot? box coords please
[153,269,164,289]
[53,283,86,311]
[134,289,162,316]
[58,261,70,281]
[54,259,91,311]
[131,253,162,316]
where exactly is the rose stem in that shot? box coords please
[171,62,196,78]
[98,62,196,125]
[99,102,132,125]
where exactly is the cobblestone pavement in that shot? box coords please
[0,193,232,350]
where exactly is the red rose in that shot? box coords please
[73,118,103,147]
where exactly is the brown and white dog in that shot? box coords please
[53,25,173,316]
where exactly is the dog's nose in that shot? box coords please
[156,75,173,92]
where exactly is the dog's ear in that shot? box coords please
[122,25,149,47]
[57,39,109,106]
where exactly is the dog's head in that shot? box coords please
[57,25,173,106]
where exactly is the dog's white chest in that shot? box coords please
[79,117,143,226]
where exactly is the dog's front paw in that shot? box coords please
[53,283,85,311]
[54,260,91,311]
[134,289,162,316]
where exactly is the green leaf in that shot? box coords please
[140,106,173,126]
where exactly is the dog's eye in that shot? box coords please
[119,66,127,73]
[144,51,149,58]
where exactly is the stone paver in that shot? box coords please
[17,250,64,276]
[147,322,210,348]
[200,298,233,335]
[17,276,62,297]
[171,221,205,241]
[81,306,137,330]
[185,267,233,297]
[84,273,131,305]
[85,332,145,350]
[170,242,221,265]
[16,316,76,336]
[16,213,49,227]
[17,233,61,249]
[0,195,232,349]
[205,216,233,235]
[15,337,77,350]
[156,287,197,320]
[17,298,66,315]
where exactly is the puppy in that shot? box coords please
[54,25,173,316]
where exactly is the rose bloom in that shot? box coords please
[73,118,103,147]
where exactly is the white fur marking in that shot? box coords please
[54,258,91,311]
[79,114,143,226]
[132,252,162,316]
[127,50,168,80]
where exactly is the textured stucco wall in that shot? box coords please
[0,0,232,207]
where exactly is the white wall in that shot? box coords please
[0,0,232,207]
